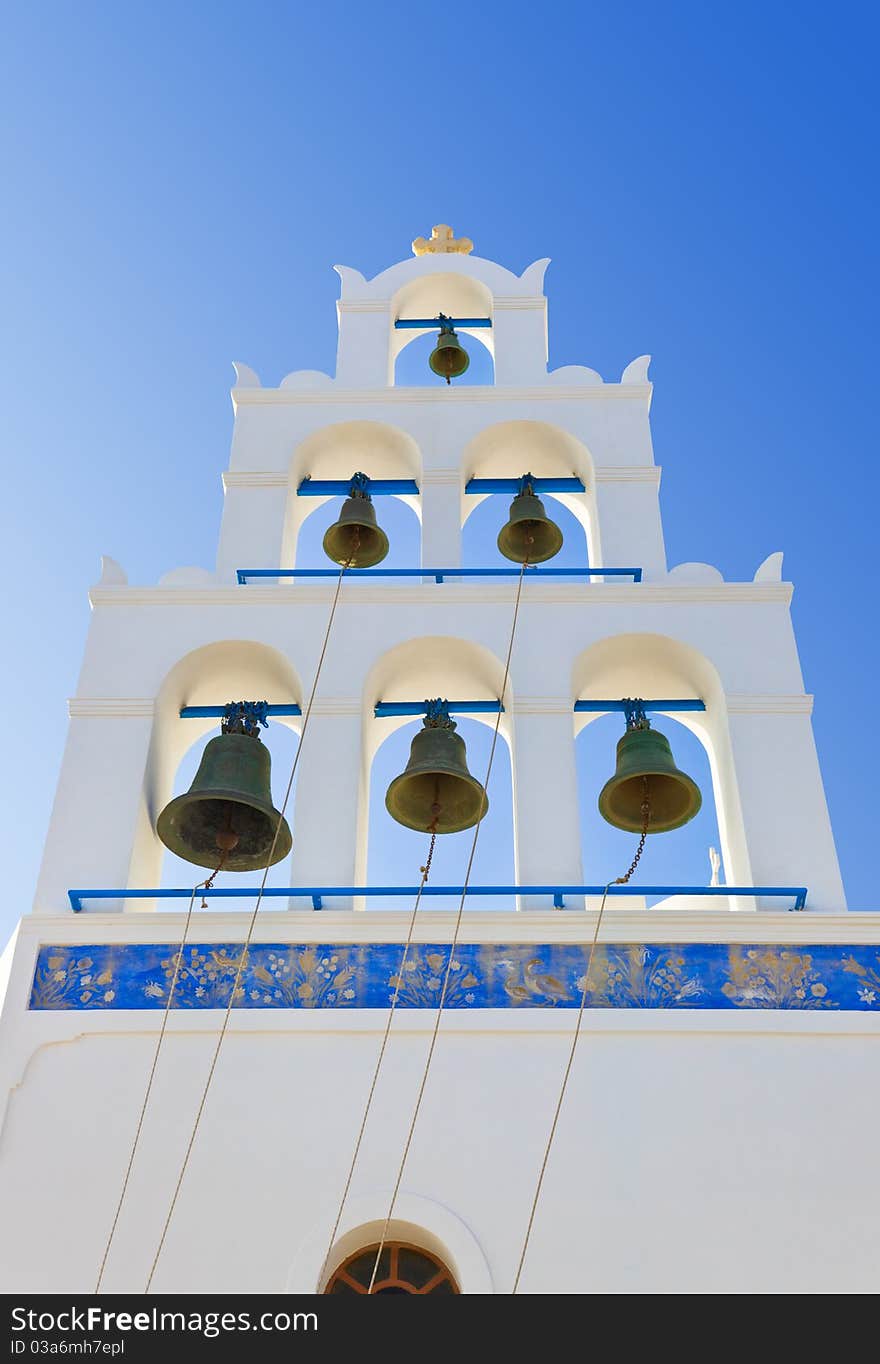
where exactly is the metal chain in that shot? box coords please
[614,781,651,886]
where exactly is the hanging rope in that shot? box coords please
[316,821,438,1291]
[94,866,211,1293]
[144,558,350,1294]
[511,783,651,1294]
[366,557,529,1294]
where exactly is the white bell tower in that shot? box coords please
[2,226,876,1298]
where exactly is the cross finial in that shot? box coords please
[412,223,474,256]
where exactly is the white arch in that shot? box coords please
[357,636,516,886]
[390,270,495,378]
[282,420,423,565]
[287,1191,494,1294]
[571,632,753,894]
[129,640,303,890]
[461,419,600,564]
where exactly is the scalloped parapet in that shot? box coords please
[94,555,127,587]
[666,562,725,584]
[333,250,552,387]
[621,355,651,384]
[754,551,784,583]
[546,365,604,386]
[231,361,261,388]
[278,369,335,391]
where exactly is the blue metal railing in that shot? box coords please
[236,566,642,584]
[67,884,808,913]
[394,318,492,329]
[294,476,587,496]
[464,477,586,494]
[574,700,706,713]
[297,478,420,496]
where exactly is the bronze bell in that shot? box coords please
[598,720,702,834]
[157,730,292,871]
[322,479,389,568]
[497,482,564,563]
[429,319,469,384]
[386,706,488,834]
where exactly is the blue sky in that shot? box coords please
[2,2,877,944]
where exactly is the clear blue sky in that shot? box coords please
[2,2,877,945]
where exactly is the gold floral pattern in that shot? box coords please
[387,949,480,1008]
[722,947,837,1008]
[582,945,704,1008]
[27,941,876,1011]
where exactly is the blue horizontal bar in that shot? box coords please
[375,701,502,717]
[179,705,302,719]
[575,699,706,713]
[68,885,807,913]
[237,567,643,584]
[297,478,420,497]
[394,317,492,329]
[465,477,586,494]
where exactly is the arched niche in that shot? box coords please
[282,420,422,566]
[357,637,516,902]
[461,421,600,567]
[130,641,303,893]
[390,271,494,383]
[571,633,753,902]
[289,1192,494,1294]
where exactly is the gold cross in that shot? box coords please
[411,223,474,256]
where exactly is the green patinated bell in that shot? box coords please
[157,732,292,871]
[385,723,488,834]
[497,490,564,564]
[429,327,470,383]
[322,493,390,568]
[598,725,702,834]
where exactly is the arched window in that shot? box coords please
[324,1243,458,1295]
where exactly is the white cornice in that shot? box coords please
[726,694,814,715]
[20,909,879,946]
[67,698,155,718]
[222,471,288,489]
[420,468,463,486]
[63,695,810,720]
[89,582,794,608]
[231,384,652,407]
[221,466,660,491]
[336,300,389,313]
[513,697,573,714]
[308,699,361,716]
[594,466,661,484]
[492,297,545,311]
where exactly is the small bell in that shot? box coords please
[429,315,470,384]
[157,708,292,871]
[598,705,702,834]
[497,478,564,563]
[322,474,389,568]
[385,702,488,834]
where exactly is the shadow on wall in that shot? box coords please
[576,713,722,898]
[367,716,515,911]
[394,330,494,387]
